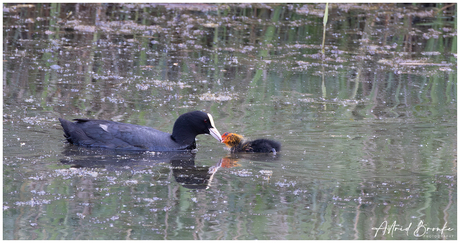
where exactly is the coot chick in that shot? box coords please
[221,132,281,155]
[59,111,222,151]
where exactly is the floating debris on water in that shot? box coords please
[231,169,252,177]
[50,64,61,70]
[14,198,51,207]
[258,170,273,181]
[124,180,138,186]
[54,168,99,178]
[198,91,238,101]
[275,179,297,188]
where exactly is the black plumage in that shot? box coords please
[59,111,222,151]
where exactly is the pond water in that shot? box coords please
[3,3,457,240]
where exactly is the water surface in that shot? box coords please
[3,3,457,240]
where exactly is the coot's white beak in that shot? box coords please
[209,127,222,142]
[207,113,222,142]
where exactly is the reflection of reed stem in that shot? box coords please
[388,75,401,117]
[322,65,327,110]
[321,3,328,110]
[321,3,329,57]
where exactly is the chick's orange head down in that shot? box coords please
[221,132,244,147]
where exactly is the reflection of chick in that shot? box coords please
[221,132,281,155]
[220,157,241,168]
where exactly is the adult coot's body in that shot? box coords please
[221,132,281,154]
[59,111,222,151]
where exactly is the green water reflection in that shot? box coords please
[3,3,456,240]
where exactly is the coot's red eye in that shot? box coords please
[204,119,208,123]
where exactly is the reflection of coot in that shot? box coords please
[60,146,195,169]
[58,111,222,151]
[172,163,213,189]
[60,147,221,189]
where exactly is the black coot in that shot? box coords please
[59,111,222,151]
[221,132,281,154]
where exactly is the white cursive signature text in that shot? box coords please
[372,220,454,238]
